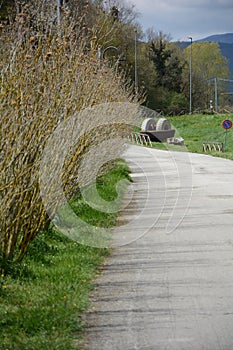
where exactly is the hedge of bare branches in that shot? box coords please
[0,4,141,262]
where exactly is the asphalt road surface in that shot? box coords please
[83,145,233,350]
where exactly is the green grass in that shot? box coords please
[0,160,131,350]
[69,160,131,228]
[152,114,233,160]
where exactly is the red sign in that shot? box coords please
[222,119,232,130]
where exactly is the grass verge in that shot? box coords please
[0,159,131,350]
[151,114,233,160]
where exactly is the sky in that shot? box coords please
[129,0,233,41]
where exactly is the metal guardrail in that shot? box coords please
[202,142,223,152]
[129,132,152,147]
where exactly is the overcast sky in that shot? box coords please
[130,0,233,41]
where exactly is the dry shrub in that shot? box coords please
[0,11,141,262]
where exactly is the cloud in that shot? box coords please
[130,0,233,40]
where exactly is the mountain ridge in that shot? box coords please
[196,33,233,44]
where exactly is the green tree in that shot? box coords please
[141,34,187,113]
[149,37,171,87]
[183,42,230,111]
[163,42,185,93]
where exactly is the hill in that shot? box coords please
[176,33,233,79]
[198,33,233,44]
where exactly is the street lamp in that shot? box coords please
[98,46,124,68]
[102,46,121,60]
[134,29,139,93]
[188,36,192,114]
[57,0,61,25]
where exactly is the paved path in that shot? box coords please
[83,145,233,350]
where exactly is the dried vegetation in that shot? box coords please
[0,1,141,262]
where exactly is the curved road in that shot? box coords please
[83,145,233,350]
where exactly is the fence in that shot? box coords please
[129,132,152,147]
[202,142,224,152]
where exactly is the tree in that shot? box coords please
[141,33,187,113]
[163,43,185,93]
[183,42,230,110]
[149,37,171,87]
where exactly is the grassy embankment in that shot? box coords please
[0,160,131,350]
[1,113,232,349]
[153,114,233,160]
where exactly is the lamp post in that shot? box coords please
[102,46,121,60]
[188,36,192,114]
[98,46,121,67]
[134,29,139,93]
[57,0,61,25]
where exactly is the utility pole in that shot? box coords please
[134,29,139,93]
[214,77,218,113]
[188,36,193,114]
